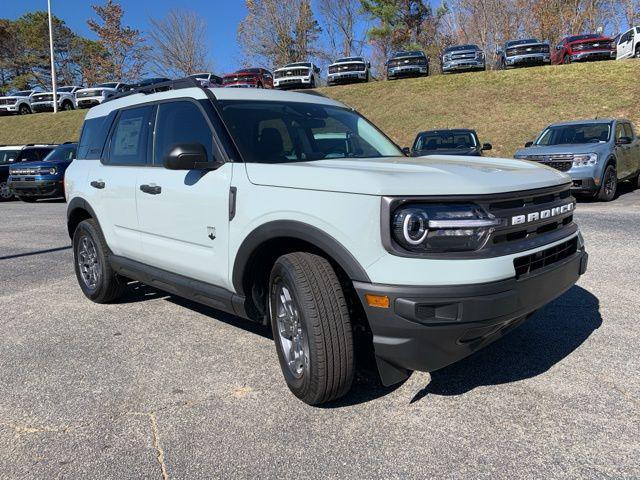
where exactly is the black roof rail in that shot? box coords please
[103,77,203,104]
[62,141,77,144]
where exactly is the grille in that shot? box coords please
[388,58,427,68]
[450,52,478,60]
[76,90,101,98]
[274,68,309,79]
[33,94,54,102]
[514,237,578,277]
[522,154,575,172]
[573,40,612,50]
[546,161,572,172]
[329,63,366,74]
[506,45,549,56]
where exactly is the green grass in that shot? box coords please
[2,60,640,157]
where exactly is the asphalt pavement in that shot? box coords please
[0,187,638,479]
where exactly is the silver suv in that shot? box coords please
[515,119,640,201]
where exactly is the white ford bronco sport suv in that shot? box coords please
[66,79,588,405]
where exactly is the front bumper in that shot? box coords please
[506,54,550,66]
[8,178,65,198]
[570,50,615,62]
[76,97,104,108]
[387,65,428,78]
[354,242,588,385]
[0,105,19,113]
[274,76,312,89]
[442,59,485,72]
[327,71,367,84]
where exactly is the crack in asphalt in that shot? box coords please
[148,413,169,480]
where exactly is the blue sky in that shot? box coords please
[3,0,249,74]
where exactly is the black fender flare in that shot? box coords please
[232,220,371,295]
[66,196,100,238]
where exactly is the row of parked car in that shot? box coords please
[1,115,638,204]
[3,27,638,116]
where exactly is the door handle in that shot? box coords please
[140,184,162,195]
[90,180,105,189]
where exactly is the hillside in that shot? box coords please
[1,60,639,157]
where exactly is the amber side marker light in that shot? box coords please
[365,294,390,309]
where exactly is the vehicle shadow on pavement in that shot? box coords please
[577,182,635,202]
[409,285,601,403]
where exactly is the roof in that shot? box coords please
[86,86,347,120]
[548,118,620,127]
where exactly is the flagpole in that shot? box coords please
[47,0,58,113]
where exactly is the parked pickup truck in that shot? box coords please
[0,89,40,115]
[65,79,587,405]
[386,51,429,79]
[223,68,274,88]
[76,83,129,108]
[273,62,321,89]
[551,34,615,64]
[614,26,640,59]
[8,142,77,202]
[31,86,83,112]
[411,129,492,156]
[515,119,640,201]
[327,57,370,85]
[441,44,486,73]
[497,39,550,69]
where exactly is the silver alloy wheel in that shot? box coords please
[77,235,101,289]
[0,181,12,200]
[273,282,307,378]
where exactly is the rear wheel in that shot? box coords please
[596,165,617,201]
[269,252,354,405]
[0,181,14,201]
[73,218,126,303]
[635,45,640,58]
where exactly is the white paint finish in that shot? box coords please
[245,156,570,196]
[134,163,233,288]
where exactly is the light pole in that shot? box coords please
[47,0,58,113]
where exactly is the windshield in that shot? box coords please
[97,83,118,88]
[0,150,21,165]
[13,91,32,97]
[189,74,209,79]
[43,144,77,162]
[445,45,478,52]
[218,100,402,163]
[58,87,74,92]
[567,34,600,42]
[506,39,539,47]
[414,131,478,151]
[285,63,311,68]
[394,51,423,58]
[337,57,364,63]
[536,123,611,145]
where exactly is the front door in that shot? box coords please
[135,99,233,289]
[617,30,635,59]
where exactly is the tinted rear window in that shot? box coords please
[78,114,115,160]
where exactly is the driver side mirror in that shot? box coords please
[481,143,492,151]
[163,143,221,170]
[524,141,534,148]
[402,147,411,156]
[616,136,633,145]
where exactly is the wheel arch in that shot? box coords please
[232,220,371,320]
[67,197,100,239]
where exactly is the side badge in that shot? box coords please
[207,226,216,241]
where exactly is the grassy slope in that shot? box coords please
[1,61,639,157]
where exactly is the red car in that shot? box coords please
[222,68,274,89]
[551,34,616,64]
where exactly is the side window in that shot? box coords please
[107,106,154,166]
[153,101,214,165]
[18,149,39,162]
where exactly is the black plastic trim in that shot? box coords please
[109,255,248,319]
[231,220,371,294]
[66,196,101,238]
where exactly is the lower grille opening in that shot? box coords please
[513,237,578,277]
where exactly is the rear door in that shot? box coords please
[623,122,640,176]
[135,99,233,289]
[88,105,154,260]
[614,122,633,178]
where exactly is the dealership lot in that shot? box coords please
[0,190,639,479]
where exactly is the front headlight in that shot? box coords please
[40,167,57,175]
[514,153,529,159]
[391,203,502,253]
[572,153,598,167]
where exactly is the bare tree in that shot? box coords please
[148,9,213,77]
[237,0,322,68]
[318,0,365,58]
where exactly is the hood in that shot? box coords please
[245,156,570,196]
[274,66,310,73]
[0,95,21,100]
[515,143,611,157]
[330,60,366,67]
[567,36,611,46]
[10,159,72,171]
[506,41,547,49]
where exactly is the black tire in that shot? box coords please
[310,76,316,88]
[596,164,618,201]
[61,100,74,111]
[257,82,264,89]
[269,252,354,405]
[73,218,126,303]
[635,46,640,58]
[17,196,37,203]
[0,181,14,201]
[563,54,571,65]
[18,104,31,115]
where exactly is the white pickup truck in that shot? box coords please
[615,26,640,59]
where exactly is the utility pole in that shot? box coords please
[47,0,58,113]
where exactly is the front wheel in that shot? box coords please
[563,54,571,64]
[62,101,74,111]
[596,165,617,201]
[73,218,126,303]
[269,252,354,405]
[0,181,14,201]
[18,104,31,115]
